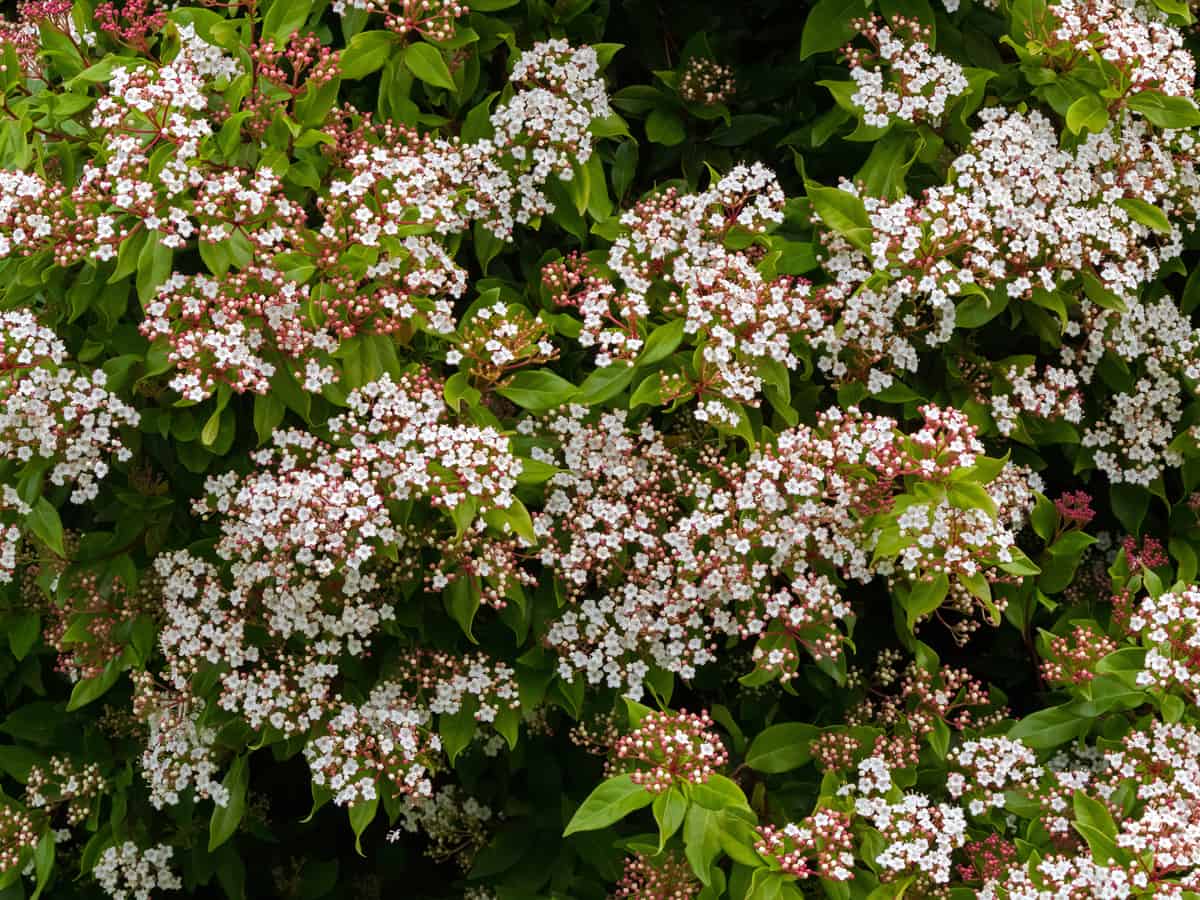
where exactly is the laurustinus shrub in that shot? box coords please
[4,0,1200,897]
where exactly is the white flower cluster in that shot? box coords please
[947,736,1044,814]
[81,25,240,257]
[1127,585,1200,696]
[848,21,969,127]
[991,364,1083,437]
[555,163,820,420]
[94,842,181,900]
[141,700,229,810]
[323,40,609,252]
[304,679,440,807]
[185,373,520,655]
[976,721,1200,893]
[426,656,519,724]
[0,309,138,503]
[813,108,1200,398]
[841,755,967,885]
[0,485,30,583]
[534,405,1022,695]
[0,170,60,259]
[1046,0,1194,97]
[145,376,525,805]
[1063,293,1200,485]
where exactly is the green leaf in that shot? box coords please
[1030,492,1056,542]
[208,754,249,851]
[7,613,39,660]
[804,180,872,251]
[29,830,53,900]
[711,114,779,147]
[563,774,654,836]
[253,393,285,445]
[440,702,478,765]
[685,774,753,817]
[1008,704,1088,749]
[901,574,949,628]
[745,723,819,773]
[956,289,1008,328]
[1072,790,1117,840]
[646,108,686,146]
[497,370,578,411]
[1115,197,1171,234]
[445,577,481,643]
[682,804,723,885]
[262,0,313,41]
[340,31,396,79]
[135,231,173,305]
[26,497,65,558]
[67,658,123,711]
[201,405,222,447]
[1065,93,1108,134]
[578,365,635,405]
[630,373,666,408]
[444,371,481,412]
[403,42,456,91]
[653,787,688,850]
[800,0,861,59]
[1127,91,1200,128]
[1110,483,1150,535]
[348,796,378,856]
[637,319,687,366]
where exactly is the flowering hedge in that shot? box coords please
[2,0,1200,896]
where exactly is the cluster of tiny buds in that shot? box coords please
[612,850,698,899]
[0,805,38,874]
[42,571,148,682]
[858,661,1004,737]
[810,731,862,773]
[426,524,536,611]
[332,0,468,42]
[252,34,339,93]
[567,710,622,756]
[606,709,728,793]
[678,56,736,106]
[958,833,1020,884]
[26,756,105,827]
[1040,625,1117,686]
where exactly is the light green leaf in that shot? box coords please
[563,774,654,836]
[404,42,456,91]
[745,723,819,774]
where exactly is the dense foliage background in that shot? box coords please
[2,0,1200,897]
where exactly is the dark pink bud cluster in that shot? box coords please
[1055,490,1096,527]
[95,0,166,54]
[1122,534,1169,569]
